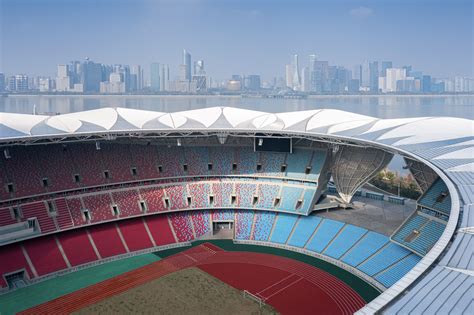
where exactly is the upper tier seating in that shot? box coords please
[418,177,451,215]
[1,144,327,201]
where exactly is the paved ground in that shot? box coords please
[317,196,415,236]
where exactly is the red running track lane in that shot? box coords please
[20,243,365,315]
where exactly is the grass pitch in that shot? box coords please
[74,267,277,315]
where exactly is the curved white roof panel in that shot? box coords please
[0,106,473,314]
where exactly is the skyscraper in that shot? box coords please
[369,61,379,92]
[285,64,293,89]
[292,54,301,91]
[312,61,328,93]
[0,73,4,92]
[159,64,170,91]
[150,63,160,91]
[183,49,191,82]
[14,75,29,91]
[194,60,205,75]
[81,59,102,92]
[56,64,71,92]
[360,60,370,88]
[301,67,310,92]
[381,61,392,77]
[130,65,143,91]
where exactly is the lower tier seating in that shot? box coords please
[0,210,422,291]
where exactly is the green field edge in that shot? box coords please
[0,253,161,315]
[157,239,381,302]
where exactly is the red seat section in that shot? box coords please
[23,236,67,276]
[88,223,127,258]
[117,218,153,251]
[66,198,86,227]
[112,189,141,217]
[169,212,194,242]
[0,207,16,226]
[54,198,74,230]
[140,187,166,213]
[21,202,56,233]
[0,243,33,287]
[83,193,114,223]
[57,229,98,266]
[145,215,176,246]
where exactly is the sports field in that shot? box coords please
[1,240,380,315]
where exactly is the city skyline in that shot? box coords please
[1,0,472,79]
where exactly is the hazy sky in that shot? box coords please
[1,0,472,80]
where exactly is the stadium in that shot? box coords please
[0,107,471,314]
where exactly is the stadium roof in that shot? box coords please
[1,107,473,314]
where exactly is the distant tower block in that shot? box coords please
[331,146,393,204]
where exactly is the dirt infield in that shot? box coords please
[75,267,276,315]
[21,243,366,315]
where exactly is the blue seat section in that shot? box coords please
[287,215,322,247]
[260,151,286,177]
[257,184,280,209]
[235,210,254,240]
[324,225,368,259]
[252,211,277,241]
[392,214,428,243]
[285,149,312,179]
[235,183,257,208]
[277,186,303,211]
[237,147,257,176]
[375,254,421,287]
[209,147,234,175]
[305,219,345,253]
[269,213,299,244]
[306,150,326,181]
[341,232,389,267]
[401,219,446,255]
[300,189,316,213]
[418,177,451,215]
[358,243,411,276]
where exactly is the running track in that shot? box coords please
[20,243,366,315]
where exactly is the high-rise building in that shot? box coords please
[311,61,329,93]
[14,75,29,91]
[183,49,191,81]
[159,64,170,91]
[0,73,4,92]
[360,60,370,88]
[56,64,71,92]
[292,54,301,91]
[81,59,102,92]
[285,64,293,89]
[244,75,261,90]
[422,75,432,93]
[130,65,143,91]
[369,61,379,92]
[379,68,410,93]
[150,63,160,91]
[194,60,205,75]
[301,67,310,92]
[39,78,52,92]
[381,61,392,77]
[7,76,16,91]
